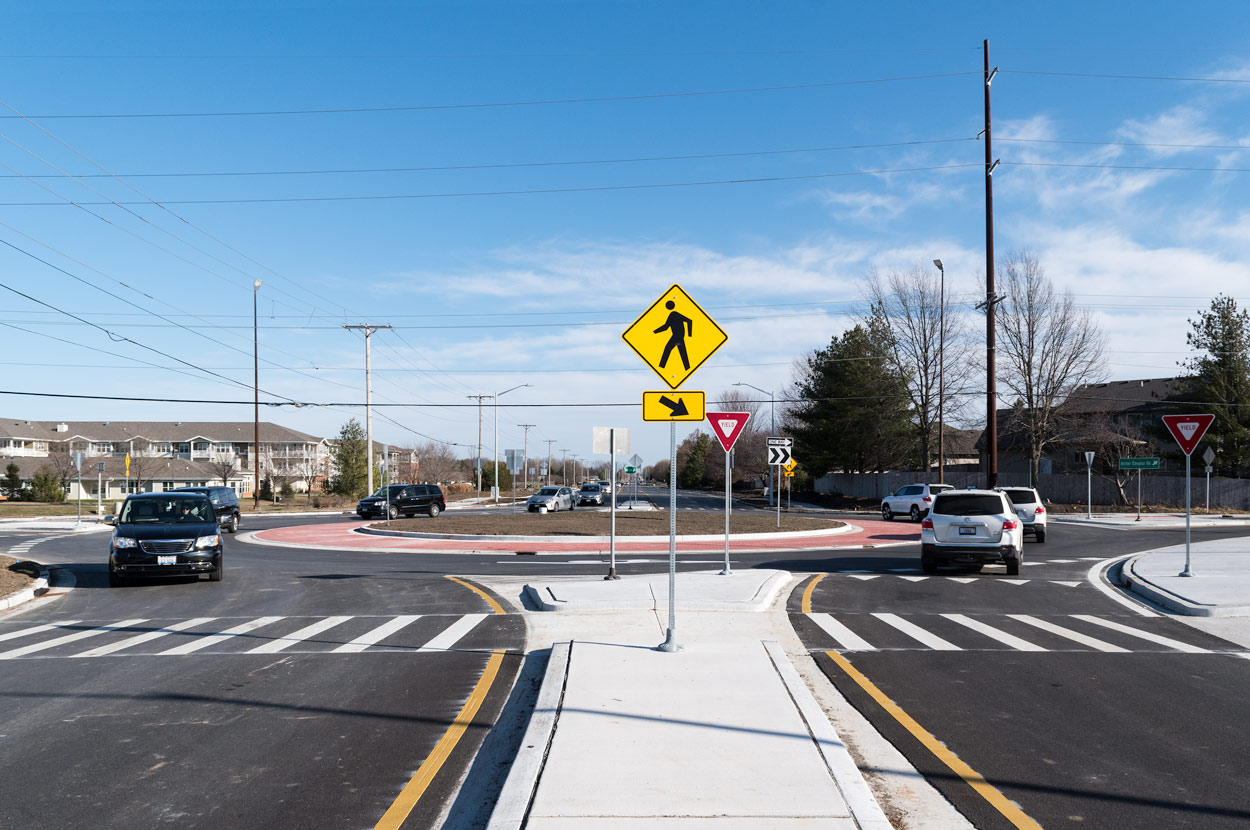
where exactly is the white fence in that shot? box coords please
[814,470,1250,510]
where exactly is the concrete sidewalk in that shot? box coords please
[481,570,898,830]
[1124,535,1250,616]
[1053,512,1250,529]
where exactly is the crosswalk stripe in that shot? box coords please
[333,615,420,653]
[873,613,960,650]
[942,614,1046,651]
[1071,615,1209,653]
[847,574,881,581]
[159,617,285,655]
[76,618,217,657]
[248,616,353,654]
[1045,559,1078,563]
[808,613,876,651]
[1007,615,1129,653]
[417,614,486,652]
[0,619,147,659]
[0,621,79,644]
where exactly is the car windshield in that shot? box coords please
[1003,489,1037,505]
[120,497,212,524]
[370,486,405,498]
[932,494,1006,516]
[536,487,559,496]
[580,485,600,492]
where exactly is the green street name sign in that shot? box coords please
[624,465,638,474]
[1118,457,1160,470]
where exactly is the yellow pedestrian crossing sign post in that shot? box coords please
[642,391,705,422]
[622,284,727,389]
[784,457,797,473]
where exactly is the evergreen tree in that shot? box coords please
[789,320,914,474]
[481,463,513,491]
[329,419,370,498]
[1182,294,1250,476]
[30,467,65,503]
[2,462,24,500]
[678,432,712,489]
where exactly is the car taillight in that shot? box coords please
[921,518,934,529]
[922,496,932,502]
[1002,520,1019,530]
[1035,506,1046,514]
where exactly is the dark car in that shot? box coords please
[107,493,223,586]
[172,486,241,533]
[356,484,445,519]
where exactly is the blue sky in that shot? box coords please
[2,1,1249,467]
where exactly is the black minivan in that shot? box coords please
[173,486,241,533]
[107,492,224,586]
[356,484,445,519]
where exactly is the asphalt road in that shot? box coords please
[3,507,1248,829]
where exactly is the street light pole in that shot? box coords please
[253,280,261,510]
[734,382,775,506]
[544,439,556,486]
[493,384,531,503]
[559,449,568,485]
[518,424,535,492]
[467,395,491,498]
[941,270,947,483]
[343,324,392,497]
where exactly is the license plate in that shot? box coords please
[157,555,177,565]
[958,526,977,535]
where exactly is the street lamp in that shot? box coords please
[493,383,531,502]
[933,259,945,484]
[733,382,775,507]
[252,279,262,510]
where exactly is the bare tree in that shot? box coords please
[864,264,973,472]
[709,387,766,485]
[412,440,459,484]
[126,440,154,493]
[996,251,1108,484]
[47,443,78,495]
[209,457,239,487]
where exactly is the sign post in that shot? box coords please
[593,428,630,581]
[623,284,726,653]
[125,452,131,499]
[1118,457,1159,522]
[1162,414,1216,577]
[1203,446,1215,514]
[71,451,85,527]
[383,445,391,527]
[767,437,793,528]
[97,461,104,518]
[1084,451,1095,519]
[707,411,751,576]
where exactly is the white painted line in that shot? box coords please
[999,580,1030,586]
[0,621,78,644]
[847,574,881,581]
[0,619,147,659]
[945,577,977,584]
[942,614,1046,651]
[417,614,486,652]
[76,618,216,657]
[159,617,284,655]
[1051,581,1082,587]
[1079,557,1106,561]
[332,615,420,653]
[872,613,960,650]
[247,616,352,654]
[1086,555,1157,617]
[808,613,876,651]
[1007,615,1129,653]
[899,576,928,582]
[1044,559,1078,563]
[1071,615,1208,653]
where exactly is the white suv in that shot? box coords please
[921,489,1025,575]
[881,483,955,522]
[998,487,1047,543]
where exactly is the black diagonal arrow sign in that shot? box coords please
[657,395,688,417]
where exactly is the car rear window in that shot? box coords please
[1002,489,1037,504]
[931,485,953,492]
[932,494,1006,516]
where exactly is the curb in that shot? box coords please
[523,570,792,613]
[0,564,50,611]
[485,641,571,830]
[355,522,857,544]
[1122,555,1250,617]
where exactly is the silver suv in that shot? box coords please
[998,487,1047,543]
[881,483,955,522]
[921,489,1025,575]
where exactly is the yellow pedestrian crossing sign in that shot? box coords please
[622,284,727,390]
[784,457,797,472]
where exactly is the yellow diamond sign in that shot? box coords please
[622,284,727,390]
[784,457,797,472]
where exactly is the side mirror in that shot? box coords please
[104,515,116,526]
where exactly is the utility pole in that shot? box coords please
[982,39,1000,490]
[253,280,262,510]
[467,394,492,497]
[343,324,392,496]
[559,449,569,485]
[544,439,556,486]
[933,259,945,484]
[518,424,535,491]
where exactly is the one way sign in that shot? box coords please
[767,436,793,466]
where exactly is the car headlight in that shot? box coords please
[112,536,136,549]
[194,535,221,550]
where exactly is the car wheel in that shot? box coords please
[428,503,441,518]
[1035,529,1046,543]
[921,556,937,575]
[910,505,921,522]
[388,504,399,520]
[108,567,126,587]
[1005,554,1022,576]
[209,560,223,582]
[881,504,893,521]
[228,513,240,534]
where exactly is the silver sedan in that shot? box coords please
[527,486,576,513]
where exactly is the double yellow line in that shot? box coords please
[801,574,1042,830]
[373,577,508,830]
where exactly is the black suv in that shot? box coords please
[173,486,242,533]
[357,484,445,519]
[107,492,223,586]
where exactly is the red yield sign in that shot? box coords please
[1162,414,1215,457]
[706,411,751,452]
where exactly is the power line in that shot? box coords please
[0,72,979,120]
[1003,69,1250,84]
[1007,161,1250,174]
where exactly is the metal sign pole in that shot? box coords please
[1181,453,1193,577]
[1136,469,1142,522]
[776,471,781,529]
[658,420,682,652]
[720,447,731,576]
[76,467,82,527]
[1206,465,1211,514]
[607,430,619,580]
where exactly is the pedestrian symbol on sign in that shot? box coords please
[654,301,693,371]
